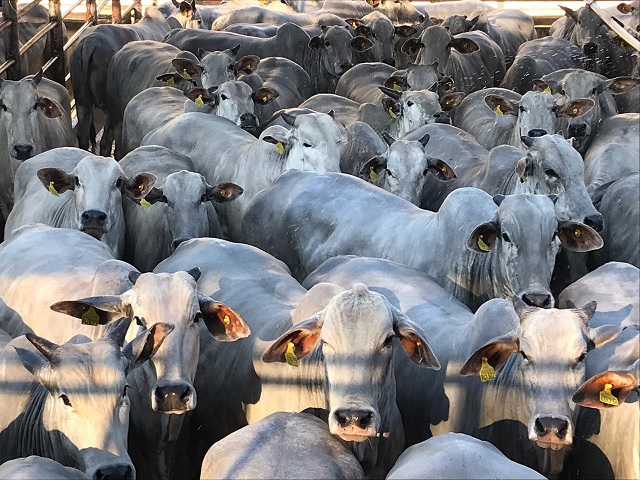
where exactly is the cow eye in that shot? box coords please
[60,394,72,407]
[577,352,587,363]
[123,384,130,399]
[382,334,395,349]
[134,316,144,326]
[519,351,528,361]
[591,87,598,95]
[0,104,6,112]
[545,168,558,178]
[406,100,414,107]
[386,169,394,178]
[221,94,228,100]
[200,194,207,203]
[303,142,312,148]
[551,105,558,113]
[502,232,511,242]
[519,106,525,113]
[227,65,234,71]
[74,176,80,187]
[194,312,202,323]
[115,178,122,188]
[325,41,331,47]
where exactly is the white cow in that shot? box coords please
[0,456,91,480]
[5,148,156,258]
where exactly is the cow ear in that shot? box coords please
[484,94,517,116]
[309,36,323,51]
[450,37,479,54]
[360,156,387,183]
[426,158,456,181]
[50,296,126,326]
[171,58,202,80]
[262,316,323,363]
[557,221,603,252]
[37,98,63,119]
[605,76,640,94]
[37,167,75,195]
[206,182,243,203]
[185,87,213,105]
[124,172,157,200]
[393,309,440,369]
[395,25,417,37]
[401,38,423,56]
[137,186,166,206]
[103,317,132,348]
[355,25,372,37]
[197,294,251,342]
[573,369,637,408]
[156,72,185,87]
[352,36,374,52]
[588,324,625,350]
[515,155,533,182]
[555,98,595,118]
[235,55,260,76]
[617,2,634,13]
[384,74,409,92]
[123,322,174,373]
[460,332,519,376]
[560,5,579,22]
[467,221,499,253]
[345,18,363,28]
[252,87,279,105]
[382,98,401,118]
[440,92,465,110]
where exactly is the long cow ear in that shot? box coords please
[50,296,126,326]
[198,294,251,342]
[37,168,75,196]
[262,316,323,364]
[573,370,638,409]
[557,221,603,252]
[392,308,440,370]
[123,323,174,373]
[460,332,519,376]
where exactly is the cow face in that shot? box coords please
[169,0,202,29]
[283,112,342,172]
[14,318,171,479]
[515,134,603,230]
[141,171,243,255]
[50,270,250,414]
[408,26,479,71]
[194,47,259,89]
[461,299,623,474]
[309,26,370,78]
[0,73,63,163]
[352,14,397,64]
[262,284,439,442]
[467,194,603,307]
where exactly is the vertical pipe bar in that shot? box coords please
[86,0,97,24]
[2,0,21,79]
[48,0,66,84]
[112,0,122,24]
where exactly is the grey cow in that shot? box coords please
[5,148,156,259]
[242,171,602,310]
[119,145,243,272]
[0,457,91,480]
[0,318,171,479]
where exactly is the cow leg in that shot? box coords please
[76,103,92,151]
[99,113,115,157]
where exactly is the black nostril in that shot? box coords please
[527,129,547,137]
[357,412,373,428]
[535,418,546,435]
[98,213,107,222]
[179,386,190,400]
[583,42,598,54]
[522,293,552,308]
[81,210,108,226]
[95,464,133,480]
[335,411,348,427]
[584,214,603,232]
[13,144,34,160]
[557,420,568,437]
[568,124,587,136]
[81,212,89,221]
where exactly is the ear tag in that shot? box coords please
[262,96,268,102]
[494,105,504,116]
[393,83,402,92]
[574,228,581,238]
[222,315,230,325]
[181,9,188,17]
[544,86,552,94]
[477,234,491,252]
[140,197,152,208]
[369,166,379,182]
[479,356,495,382]
[388,107,397,119]
[572,108,579,115]
[195,95,205,107]
[219,188,226,197]
[520,175,527,183]
[166,77,175,87]
[599,383,619,406]
[182,69,192,80]
[82,306,100,326]
[416,340,422,347]
[275,142,284,155]
[48,181,59,196]
[285,341,299,367]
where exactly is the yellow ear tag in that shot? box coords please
[574,228,581,238]
[181,9,189,17]
[285,341,299,367]
[494,105,504,116]
[81,306,100,326]
[166,77,175,87]
[222,315,230,325]
[369,166,379,182]
[275,142,284,155]
[48,181,59,196]
[479,356,495,382]
[520,175,527,183]
[195,95,205,107]
[599,383,619,406]
[544,86,552,94]
[477,234,491,252]
[393,83,402,92]
[388,107,397,119]
[140,197,152,208]
[572,108,579,115]
[182,69,192,80]
[262,96,268,102]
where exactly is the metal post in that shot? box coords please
[112,0,121,24]
[86,0,97,24]
[48,0,66,84]
[2,0,22,79]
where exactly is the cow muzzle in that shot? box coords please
[583,213,604,232]
[527,129,547,137]
[568,123,588,137]
[338,62,353,75]
[529,415,573,450]
[520,292,553,308]
[12,144,34,160]
[152,382,196,413]
[80,210,108,239]
[583,42,598,55]
[434,111,451,124]
[240,113,258,132]
[330,407,378,441]
[92,463,134,480]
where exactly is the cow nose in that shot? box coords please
[81,210,108,226]
[12,144,33,160]
[527,129,547,137]
[534,416,570,439]
[240,113,258,128]
[154,383,194,412]
[583,42,598,55]
[171,237,190,251]
[434,111,451,124]
[334,408,374,429]
[584,213,604,232]
[568,123,588,137]
[339,62,353,73]
[94,464,134,480]
[521,293,553,308]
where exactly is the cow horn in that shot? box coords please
[418,133,430,147]
[493,194,505,206]
[382,132,396,146]
[379,86,402,100]
[187,266,201,282]
[281,112,296,126]
[129,271,142,285]
[25,333,58,361]
[105,317,133,348]
[520,136,536,148]
[327,109,335,119]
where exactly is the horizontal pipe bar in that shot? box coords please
[0,19,13,35]
[41,53,60,73]
[19,20,56,55]
[63,18,93,51]
[586,0,640,51]
[62,0,85,18]
[17,0,42,19]
[0,57,16,76]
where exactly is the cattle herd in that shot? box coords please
[0,0,638,478]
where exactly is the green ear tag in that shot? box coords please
[285,341,299,367]
[494,105,504,116]
[543,86,552,94]
[140,197,152,208]
[520,175,527,183]
[275,142,284,155]
[182,69,192,80]
[477,234,491,252]
[393,83,402,92]
[388,107,397,119]
[479,356,495,382]
[599,383,619,406]
[81,306,100,326]
[48,181,59,196]
[166,76,175,87]
[195,95,205,107]
[369,166,379,182]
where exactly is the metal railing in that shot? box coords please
[587,0,640,52]
[0,0,141,84]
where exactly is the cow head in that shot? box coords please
[36,156,156,253]
[467,194,603,307]
[308,25,372,78]
[0,72,64,163]
[402,26,479,71]
[50,269,250,414]
[441,14,473,35]
[169,0,202,29]
[14,317,172,479]
[263,283,439,442]
[461,299,624,475]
